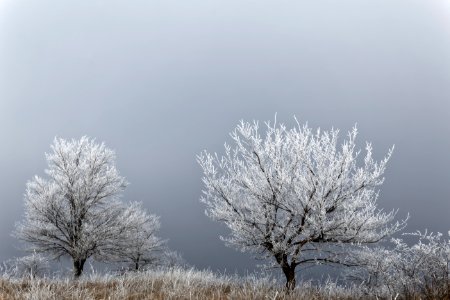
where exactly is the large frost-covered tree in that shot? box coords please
[198,118,407,289]
[15,137,128,277]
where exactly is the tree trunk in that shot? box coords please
[282,265,296,291]
[273,251,297,291]
[134,255,141,271]
[73,258,86,278]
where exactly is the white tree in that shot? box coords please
[349,231,450,298]
[114,202,166,271]
[1,251,49,279]
[197,118,407,289]
[15,137,128,278]
[160,250,187,269]
[344,245,401,297]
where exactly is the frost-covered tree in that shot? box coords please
[197,118,407,289]
[15,137,128,278]
[344,245,400,297]
[161,250,187,269]
[349,231,450,298]
[114,202,166,271]
[1,251,49,279]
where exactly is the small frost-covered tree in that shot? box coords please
[1,251,49,279]
[198,118,406,289]
[349,231,450,298]
[344,246,400,296]
[161,250,187,269]
[15,137,128,278]
[114,202,166,271]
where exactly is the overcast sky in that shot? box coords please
[0,0,449,275]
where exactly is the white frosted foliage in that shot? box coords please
[197,118,406,289]
[348,231,450,297]
[15,136,128,277]
[114,201,166,271]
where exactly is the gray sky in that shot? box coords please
[0,0,449,274]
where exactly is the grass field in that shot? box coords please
[0,267,362,300]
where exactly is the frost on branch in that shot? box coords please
[1,251,49,279]
[348,231,450,298]
[113,201,167,271]
[14,136,128,278]
[197,118,407,289]
[160,250,188,269]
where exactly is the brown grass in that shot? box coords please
[0,268,362,300]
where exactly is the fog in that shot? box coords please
[0,0,449,274]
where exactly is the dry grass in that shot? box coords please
[0,267,363,300]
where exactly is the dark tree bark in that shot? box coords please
[73,258,86,278]
[274,251,297,291]
[282,265,296,291]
